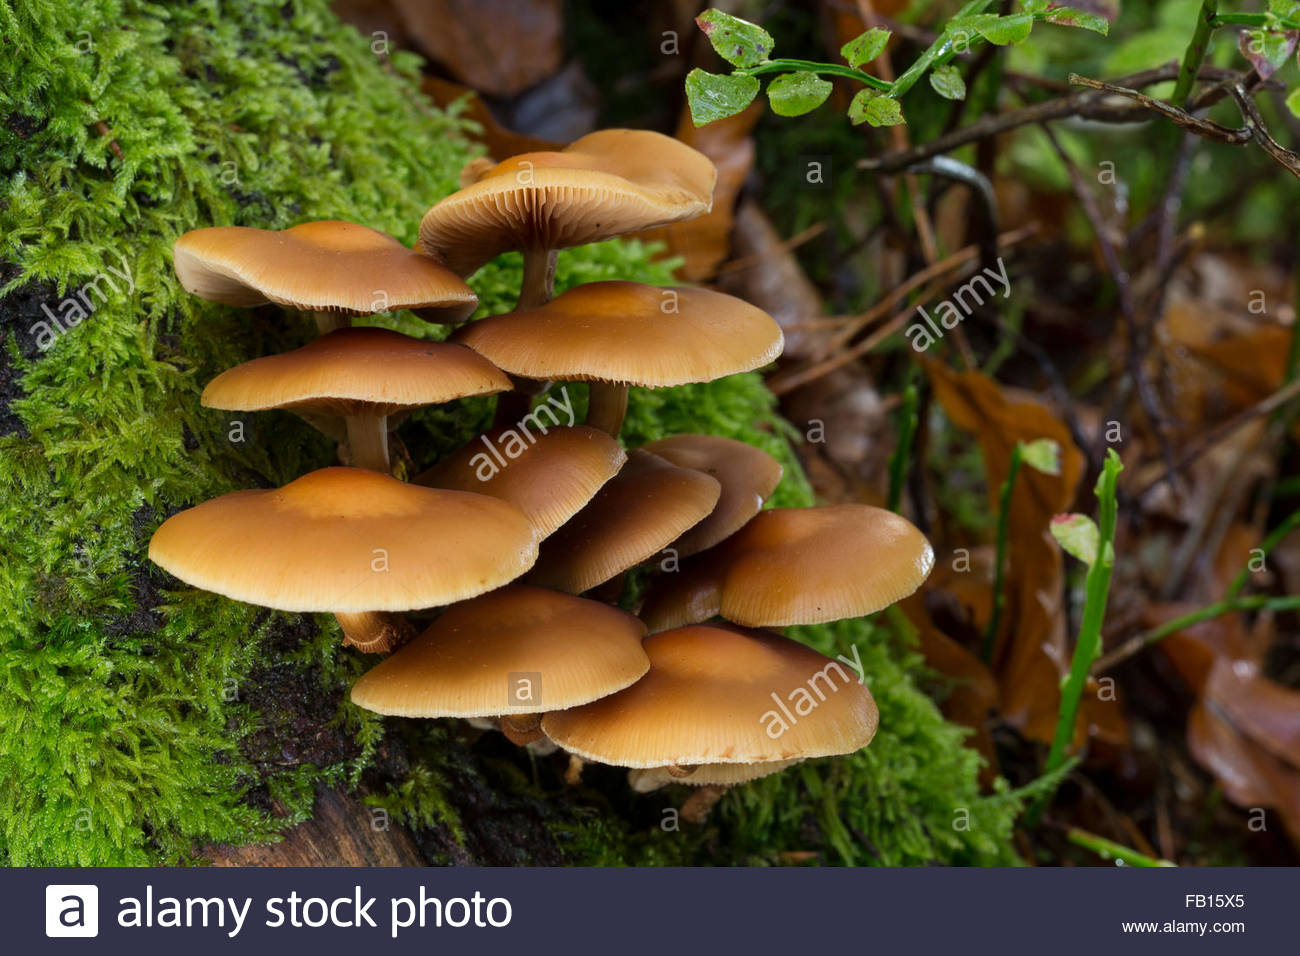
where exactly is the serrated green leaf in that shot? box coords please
[841,27,891,69]
[695,9,774,68]
[766,72,833,117]
[929,64,967,100]
[685,68,760,126]
[849,90,905,127]
[970,12,1034,46]
[1046,7,1110,35]
[1051,513,1100,566]
[1019,438,1062,476]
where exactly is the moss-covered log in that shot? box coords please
[1,0,1021,865]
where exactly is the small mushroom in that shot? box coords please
[418,130,716,308]
[527,449,721,594]
[454,281,783,435]
[348,584,650,745]
[541,623,879,773]
[641,434,783,555]
[202,327,511,472]
[172,220,477,333]
[414,425,626,537]
[641,505,935,632]
[148,466,538,652]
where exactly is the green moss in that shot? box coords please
[1,0,1018,866]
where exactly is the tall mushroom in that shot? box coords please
[454,280,783,435]
[349,585,649,745]
[200,326,511,473]
[640,504,935,632]
[148,467,538,652]
[417,130,716,309]
[173,220,477,333]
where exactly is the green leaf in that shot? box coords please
[1046,7,1110,35]
[970,12,1034,46]
[848,90,904,127]
[1286,85,1300,118]
[685,69,760,126]
[1239,28,1297,79]
[1051,513,1100,566]
[695,9,774,68]
[1019,438,1062,476]
[1270,0,1300,22]
[929,64,967,100]
[1023,0,1049,13]
[841,27,891,69]
[766,72,833,117]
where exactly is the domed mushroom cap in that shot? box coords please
[415,425,626,538]
[201,327,511,416]
[417,129,716,276]
[148,467,538,613]
[542,624,878,767]
[172,220,478,321]
[453,281,783,387]
[349,585,649,718]
[628,759,800,792]
[528,449,721,594]
[641,434,783,555]
[641,504,935,631]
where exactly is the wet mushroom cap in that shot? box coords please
[148,466,538,612]
[527,449,721,593]
[415,425,626,538]
[417,129,716,276]
[641,504,935,631]
[542,623,878,767]
[172,220,478,321]
[349,584,649,718]
[641,434,783,555]
[453,281,783,387]
[201,327,512,416]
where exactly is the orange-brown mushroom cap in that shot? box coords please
[641,434,783,555]
[541,624,879,767]
[201,327,511,416]
[349,585,649,718]
[453,281,783,387]
[414,425,626,538]
[527,449,721,594]
[641,504,935,631]
[417,129,716,276]
[172,220,477,321]
[148,467,538,612]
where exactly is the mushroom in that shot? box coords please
[172,220,477,333]
[148,466,538,652]
[627,759,799,793]
[349,584,649,745]
[640,505,935,632]
[417,129,716,308]
[201,327,511,472]
[414,425,626,537]
[453,280,783,435]
[541,623,878,778]
[527,449,721,594]
[641,434,783,555]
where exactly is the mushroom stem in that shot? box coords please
[492,376,546,430]
[585,381,628,437]
[313,310,349,335]
[516,247,557,310]
[665,763,699,779]
[565,754,585,787]
[680,785,728,824]
[335,611,414,654]
[500,713,545,746]
[345,413,390,472]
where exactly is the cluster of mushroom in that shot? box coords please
[150,129,935,803]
